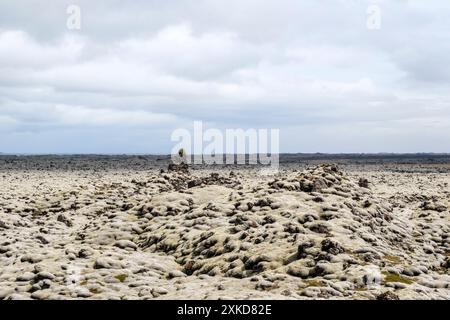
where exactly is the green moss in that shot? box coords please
[303,279,325,288]
[384,255,402,264]
[382,272,414,285]
[114,274,128,283]
[349,253,369,266]
[354,287,368,292]
[89,287,102,294]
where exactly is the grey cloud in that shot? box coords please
[0,0,449,153]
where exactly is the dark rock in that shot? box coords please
[36,235,49,245]
[297,240,316,258]
[442,257,450,269]
[57,214,73,227]
[420,201,447,212]
[188,179,202,188]
[321,239,345,255]
[376,291,400,300]
[363,200,372,208]
[0,220,9,229]
[78,248,94,259]
[308,222,331,234]
[358,178,370,188]
[168,162,189,174]
[299,180,314,192]
[312,178,328,192]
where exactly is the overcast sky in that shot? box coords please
[0,0,449,154]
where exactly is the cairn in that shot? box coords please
[168,148,189,174]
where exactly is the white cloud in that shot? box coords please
[0,0,449,153]
[0,30,84,68]
[54,105,178,127]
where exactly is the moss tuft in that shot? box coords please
[89,287,102,294]
[382,272,414,285]
[384,255,402,264]
[114,274,128,283]
[303,279,325,288]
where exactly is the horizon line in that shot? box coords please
[1,152,450,156]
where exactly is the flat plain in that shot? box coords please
[0,154,449,300]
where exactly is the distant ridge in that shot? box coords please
[0,152,450,157]
[1,153,450,159]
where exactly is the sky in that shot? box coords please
[0,0,449,154]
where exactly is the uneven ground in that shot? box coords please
[0,155,449,300]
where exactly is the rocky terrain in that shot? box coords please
[0,155,449,300]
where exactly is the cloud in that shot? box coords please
[0,0,449,153]
[0,102,180,129]
[54,105,178,127]
[0,30,84,68]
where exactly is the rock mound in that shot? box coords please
[135,164,415,290]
